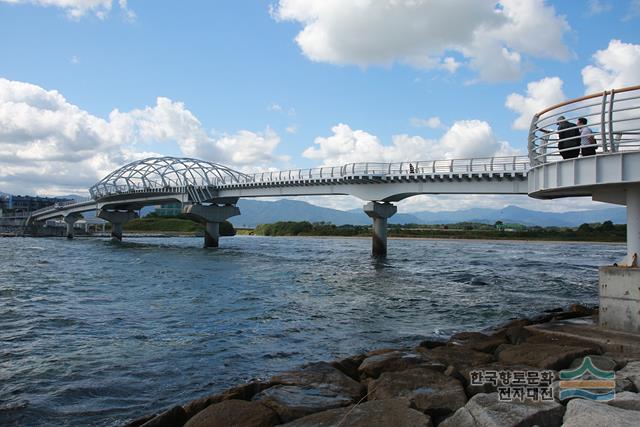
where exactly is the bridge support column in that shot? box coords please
[625,188,640,267]
[97,209,138,242]
[182,204,240,248]
[63,214,81,239]
[364,202,397,257]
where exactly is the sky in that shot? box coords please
[1,0,639,213]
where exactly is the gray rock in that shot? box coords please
[464,334,508,354]
[281,398,432,427]
[140,406,188,427]
[569,355,617,372]
[563,399,638,426]
[440,392,564,427]
[253,385,354,423]
[505,326,531,345]
[607,391,640,411]
[271,361,364,400]
[358,351,442,379]
[330,354,365,382]
[368,366,467,417]
[184,399,279,427]
[182,380,272,420]
[616,360,640,391]
[122,414,155,427]
[497,343,598,370]
[416,346,495,370]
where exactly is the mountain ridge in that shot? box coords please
[230,199,625,228]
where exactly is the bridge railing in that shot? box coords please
[528,84,640,167]
[230,156,529,185]
[28,197,94,217]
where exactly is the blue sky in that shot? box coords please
[1,0,639,212]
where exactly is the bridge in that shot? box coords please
[28,84,640,262]
[24,83,640,334]
[28,155,529,253]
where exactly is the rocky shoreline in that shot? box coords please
[122,304,640,427]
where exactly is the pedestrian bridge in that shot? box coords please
[28,84,640,261]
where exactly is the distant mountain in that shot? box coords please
[228,200,626,228]
[407,205,627,227]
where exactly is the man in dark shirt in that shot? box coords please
[557,115,581,159]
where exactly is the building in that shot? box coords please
[0,194,72,218]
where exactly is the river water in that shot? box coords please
[0,235,623,426]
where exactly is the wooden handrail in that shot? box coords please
[536,84,640,116]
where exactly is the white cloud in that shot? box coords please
[0,78,286,195]
[302,121,518,167]
[582,40,640,93]
[410,116,443,129]
[0,0,133,20]
[286,124,298,134]
[272,0,570,82]
[70,55,80,64]
[625,0,640,21]
[441,57,461,73]
[267,103,282,112]
[505,77,565,130]
[587,0,612,15]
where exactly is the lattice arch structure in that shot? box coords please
[89,157,250,199]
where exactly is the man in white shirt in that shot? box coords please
[578,117,597,156]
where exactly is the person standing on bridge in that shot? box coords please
[577,117,597,156]
[556,116,581,159]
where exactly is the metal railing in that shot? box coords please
[528,84,640,167]
[83,156,530,200]
[219,156,529,186]
[28,197,94,217]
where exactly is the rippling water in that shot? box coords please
[0,235,623,426]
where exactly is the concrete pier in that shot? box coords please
[625,187,640,267]
[182,203,240,248]
[599,266,640,333]
[97,209,138,241]
[363,202,397,257]
[63,214,81,239]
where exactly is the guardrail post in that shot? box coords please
[601,91,609,152]
[609,89,616,152]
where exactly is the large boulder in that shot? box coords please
[440,392,564,427]
[252,385,355,423]
[330,354,365,382]
[616,360,640,391]
[358,351,443,379]
[182,380,273,420]
[281,398,431,427]
[368,366,467,418]
[139,406,188,427]
[183,399,279,427]
[607,391,640,411]
[416,346,494,370]
[497,343,598,370]
[447,332,507,354]
[563,399,639,426]
[504,326,531,345]
[271,362,364,400]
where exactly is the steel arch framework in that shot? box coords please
[89,157,250,199]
